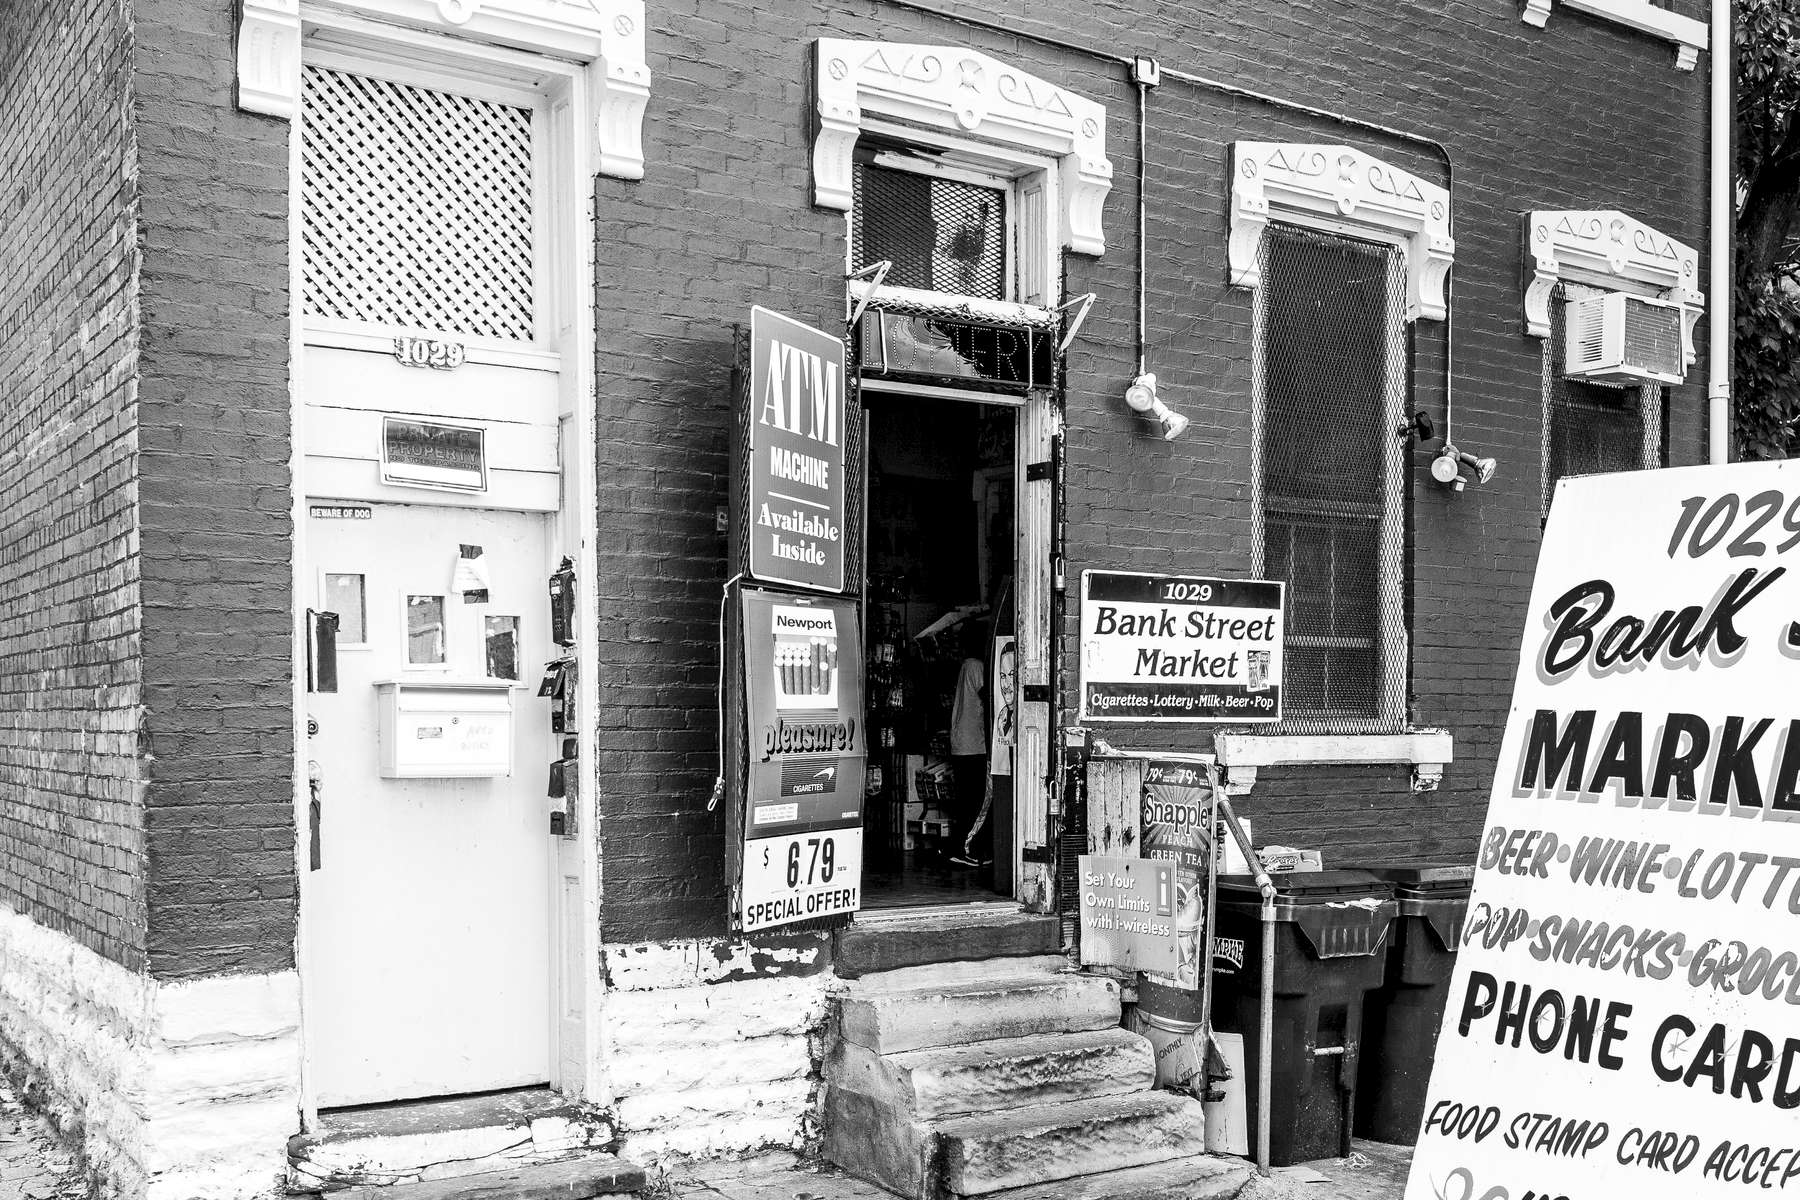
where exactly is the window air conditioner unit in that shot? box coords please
[1562,292,1686,386]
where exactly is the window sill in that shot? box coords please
[1212,730,1454,794]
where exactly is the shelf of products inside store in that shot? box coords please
[864,577,964,862]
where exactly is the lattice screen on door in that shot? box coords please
[301,65,536,341]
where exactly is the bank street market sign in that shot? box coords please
[747,306,846,593]
[1079,571,1283,722]
[1406,461,1800,1200]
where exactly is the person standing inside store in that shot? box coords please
[947,623,991,869]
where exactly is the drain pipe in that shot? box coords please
[1216,796,1275,1177]
[1708,0,1731,464]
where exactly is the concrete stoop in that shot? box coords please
[823,952,1235,1200]
[286,1087,640,1198]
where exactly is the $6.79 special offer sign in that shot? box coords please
[1407,462,1800,1200]
[735,587,865,933]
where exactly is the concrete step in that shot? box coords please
[828,1029,1156,1120]
[286,1088,614,1192]
[332,1155,644,1199]
[936,1091,1208,1197]
[851,955,1069,994]
[836,972,1121,1055]
[974,1153,1252,1200]
[835,908,1062,978]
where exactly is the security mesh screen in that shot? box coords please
[1543,285,1657,513]
[301,65,535,340]
[852,160,1007,300]
[1253,225,1407,732]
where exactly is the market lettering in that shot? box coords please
[1132,648,1241,679]
[1537,566,1785,679]
[760,338,839,446]
[769,445,830,489]
[1651,1014,1800,1108]
[761,719,857,758]
[1514,707,1800,815]
[1455,970,1632,1070]
[1090,605,1278,641]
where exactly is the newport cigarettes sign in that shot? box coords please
[748,307,846,593]
[1407,462,1800,1200]
[1079,571,1284,722]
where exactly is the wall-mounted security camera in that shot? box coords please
[1123,373,1190,441]
[1396,410,1437,445]
[1430,443,1497,492]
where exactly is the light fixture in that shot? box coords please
[1124,373,1190,441]
[1430,443,1497,491]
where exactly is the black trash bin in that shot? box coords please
[1354,864,1473,1145]
[1211,870,1397,1167]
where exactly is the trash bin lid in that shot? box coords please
[1216,870,1397,959]
[1216,868,1396,905]
[1363,863,1473,898]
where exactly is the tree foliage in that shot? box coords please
[1737,0,1800,458]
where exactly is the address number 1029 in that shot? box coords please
[1667,491,1800,560]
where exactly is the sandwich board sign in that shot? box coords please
[1406,462,1800,1200]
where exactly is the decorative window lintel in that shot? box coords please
[1229,142,1454,322]
[236,0,650,180]
[1213,731,1455,795]
[1525,209,1704,366]
[813,39,1113,257]
[1522,0,1707,72]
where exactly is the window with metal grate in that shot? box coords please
[852,154,1008,301]
[1253,224,1408,733]
[300,64,536,342]
[1542,285,1660,514]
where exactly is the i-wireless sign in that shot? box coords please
[1407,461,1800,1200]
[748,307,845,593]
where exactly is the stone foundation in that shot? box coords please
[0,902,301,1200]
[600,935,833,1163]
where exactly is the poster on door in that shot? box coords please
[737,586,865,932]
[1079,571,1283,723]
[1406,462,1800,1200]
[1138,758,1216,991]
[747,307,846,593]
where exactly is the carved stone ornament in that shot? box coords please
[1525,210,1704,366]
[814,39,1113,256]
[1229,142,1455,322]
[236,0,651,180]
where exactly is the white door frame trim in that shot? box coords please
[286,25,605,1125]
[237,0,650,180]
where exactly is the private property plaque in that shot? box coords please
[747,307,846,593]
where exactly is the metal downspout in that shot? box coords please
[1709,0,1732,464]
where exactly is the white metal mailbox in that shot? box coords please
[376,680,515,779]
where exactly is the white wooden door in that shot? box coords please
[304,502,553,1106]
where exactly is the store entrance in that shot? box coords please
[861,391,1018,908]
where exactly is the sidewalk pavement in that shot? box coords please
[0,1084,85,1200]
[664,1142,1414,1200]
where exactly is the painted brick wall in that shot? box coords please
[132,0,296,980]
[0,0,147,969]
[593,0,1711,940]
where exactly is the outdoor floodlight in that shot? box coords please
[1431,443,1498,492]
[1123,373,1190,441]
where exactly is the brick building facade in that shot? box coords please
[0,0,1715,1195]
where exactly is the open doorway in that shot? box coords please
[861,392,1017,908]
